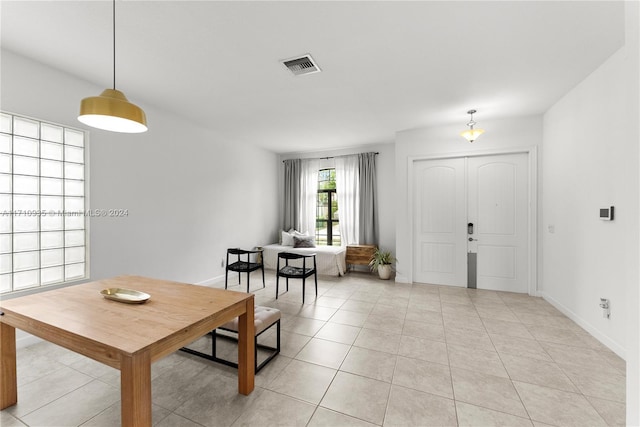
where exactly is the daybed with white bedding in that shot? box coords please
[262,244,346,276]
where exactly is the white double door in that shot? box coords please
[413,153,529,293]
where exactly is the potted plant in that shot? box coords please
[369,248,396,280]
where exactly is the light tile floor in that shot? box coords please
[1,272,626,426]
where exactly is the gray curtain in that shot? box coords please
[282,159,301,231]
[358,152,378,245]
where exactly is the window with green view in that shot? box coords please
[316,168,340,246]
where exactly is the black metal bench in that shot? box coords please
[181,306,280,373]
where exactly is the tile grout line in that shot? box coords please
[436,284,460,427]
[478,294,535,424]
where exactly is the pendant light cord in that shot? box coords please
[112,0,116,90]
[467,109,476,128]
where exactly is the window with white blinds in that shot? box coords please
[0,112,87,293]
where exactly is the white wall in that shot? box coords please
[542,45,636,358]
[541,2,639,422]
[542,4,639,420]
[279,142,396,255]
[1,50,279,288]
[394,116,543,285]
[628,2,640,424]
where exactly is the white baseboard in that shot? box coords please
[395,273,410,283]
[195,274,225,287]
[540,291,626,359]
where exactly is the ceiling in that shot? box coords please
[1,1,625,153]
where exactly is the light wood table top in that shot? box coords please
[0,275,256,426]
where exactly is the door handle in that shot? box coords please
[468,238,477,242]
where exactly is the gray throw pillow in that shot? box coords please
[293,236,315,248]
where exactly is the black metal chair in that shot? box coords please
[276,252,317,303]
[225,248,265,293]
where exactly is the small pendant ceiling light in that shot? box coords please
[78,0,147,133]
[460,109,484,143]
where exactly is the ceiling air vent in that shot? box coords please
[281,54,321,76]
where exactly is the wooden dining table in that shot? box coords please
[0,275,255,426]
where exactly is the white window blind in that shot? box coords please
[0,112,87,293]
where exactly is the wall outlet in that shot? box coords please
[221,258,225,268]
[599,298,610,318]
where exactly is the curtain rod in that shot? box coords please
[282,152,379,163]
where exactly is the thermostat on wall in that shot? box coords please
[599,206,614,221]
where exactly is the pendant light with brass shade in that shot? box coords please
[460,109,484,143]
[78,0,147,133]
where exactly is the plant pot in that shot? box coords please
[377,264,392,280]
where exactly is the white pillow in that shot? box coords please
[281,229,310,246]
[281,230,294,246]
